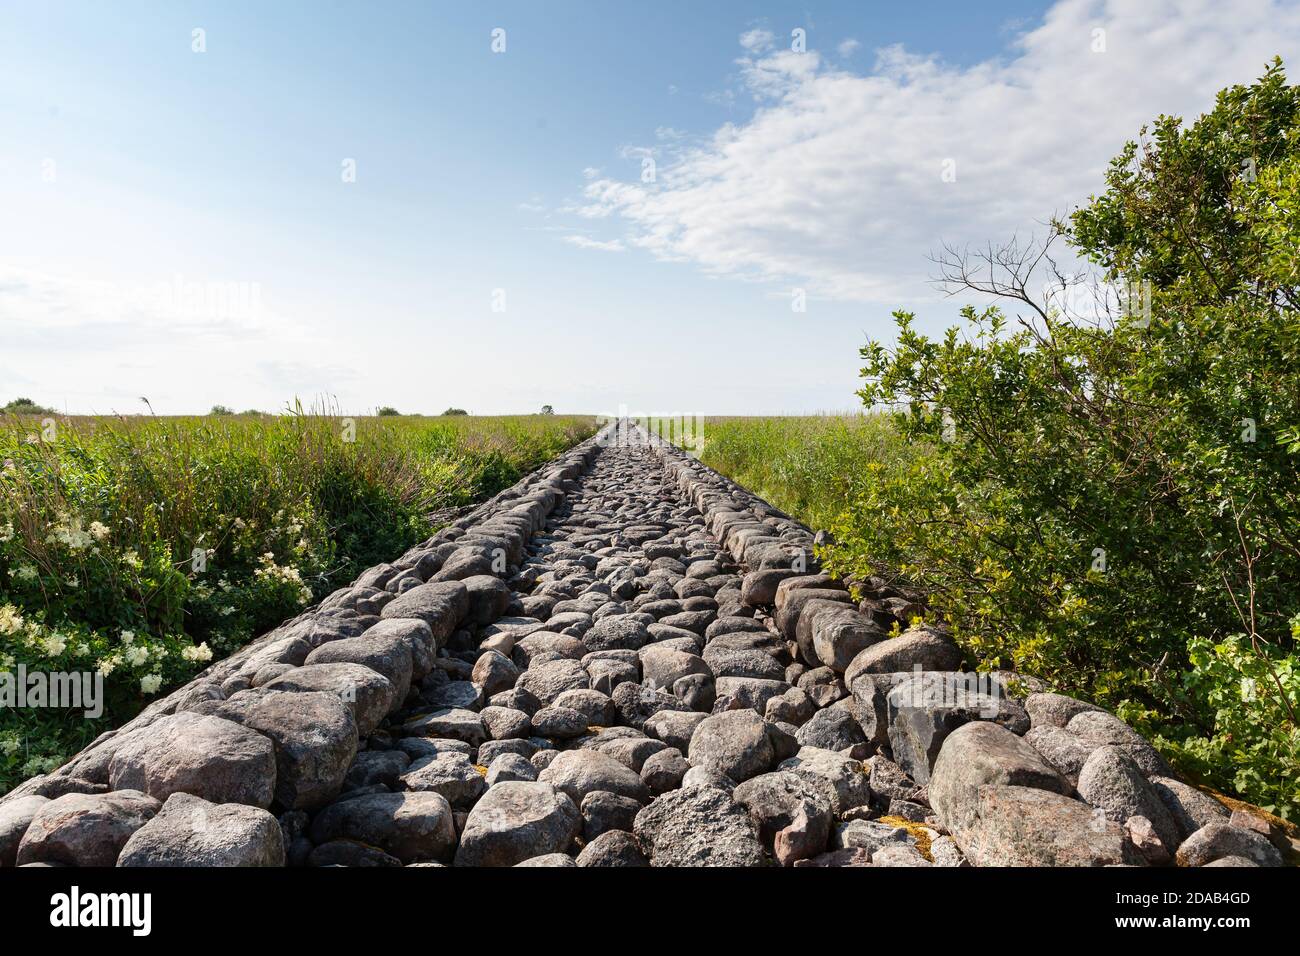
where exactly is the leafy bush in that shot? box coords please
[838,60,1300,817]
[698,63,1300,818]
[0,410,595,793]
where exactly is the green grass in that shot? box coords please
[0,409,595,792]
[696,413,922,532]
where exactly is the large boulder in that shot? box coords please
[263,662,396,736]
[400,708,487,747]
[538,749,649,804]
[399,752,487,810]
[1077,746,1180,852]
[303,631,413,706]
[1066,710,1170,777]
[516,659,591,705]
[16,790,160,866]
[958,785,1141,866]
[195,689,358,811]
[1175,821,1283,867]
[462,575,511,627]
[1150,777,1230,840]
[809,606,886,673]
[733,770,833,865]
[117,792,284,867]
[633,786,767,866]
[688,711,776,783]
[309,791,457,864]
[0,795,48,867]
[843,626,962,682]
[107,712,276,807]
[454,782,580,867]
[638,645,711,691]
[380,581,470,644]
[929,721,1071,837]
[776,747,872,815]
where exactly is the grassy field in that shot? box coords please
[697,414,921,533]
[0,410,595,791]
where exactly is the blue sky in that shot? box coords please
[3,0,1298,416]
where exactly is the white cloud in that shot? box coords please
[739,28,775,53]
[837,38,861,57]
[577,0,1300,303]
[563,235,626,252]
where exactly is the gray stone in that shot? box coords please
[530,705,590,739]
[553,688,618,727]
[777,747,872,815]
[643,710,709,752]
[117,792,284,867]
[310,791,457,864]
[580,790,642,840]
[264,662,396,736]
[516,658,591,705]
[1150,776,1230,841]
[640,748,690,795]
[0,795,48,868]
[479,706,532,741]
[1077,746,1180,851]
[688,711,776,783]
[576,829,648,867]
[380,581,469,644]
[795,701,868,753]
[485,753,538,787]
[1024,725,1094,785]
[959,785,1140,866]
[399,752,487,810]
[401,708,487,747]
[16,790,160,867]
[929,721,1070,838]
[471,650,520,697]
[454,781,579,867]
[1025,691,1103,728]
[344,749,411,789]
[514,852,576,867]
[197,688,358,811]
[304,631,413,705]
[843,626,962,683]
[1175,821,1283,867]
[633,786,767,867]
[539,749,649,804]
[107,711,276,808]
[733,770,833,865]
[1066,710,1170,777]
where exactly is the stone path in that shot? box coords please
[0,424,1285,867]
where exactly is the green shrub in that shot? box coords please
[0,410,595,793]
[840,60,1300,816]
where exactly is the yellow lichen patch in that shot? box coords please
[1200,787,1299,839]
[877,815,936,863]
[1198,786,1300,865]
[472,764,488,776]
[586,725,604,734]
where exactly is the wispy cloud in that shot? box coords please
[573,0,1300,303]
[563,235,625,252]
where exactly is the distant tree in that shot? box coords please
[2,397,54,415]
[376,406,400,416]
[442,407,469,416]
[239,409,264,416]
[540,405,554,415]
[209,405,235,415]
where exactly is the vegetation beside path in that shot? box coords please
[0,409,595,792]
